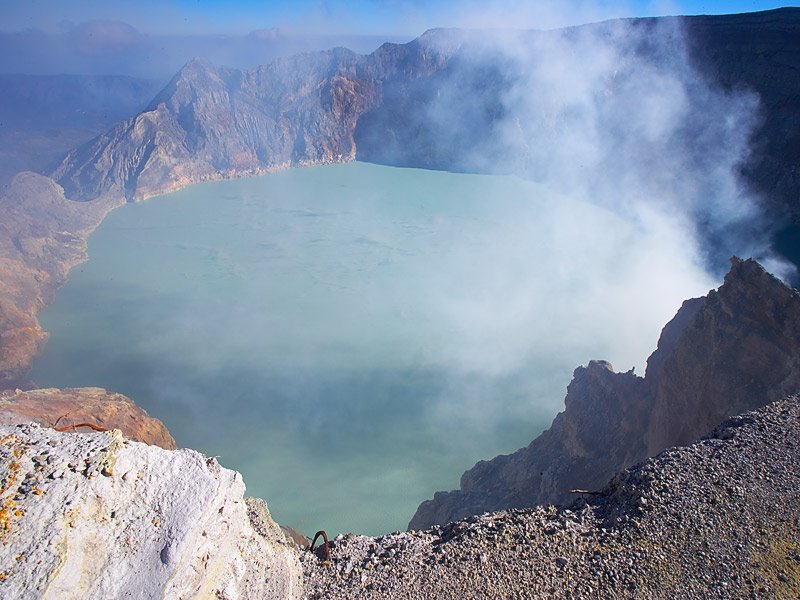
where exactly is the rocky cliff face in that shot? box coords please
[46,10,800,272]
[52,36,458,203]
[0,424,302,599]
[646,258,800,453]
[410,258,800,529]
[0,387,176,450]
[0,173,116,388]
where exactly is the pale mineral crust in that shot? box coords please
[0,424,302,600]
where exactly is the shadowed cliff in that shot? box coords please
[410,258,800,529]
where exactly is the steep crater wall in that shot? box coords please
[410,258,800,529]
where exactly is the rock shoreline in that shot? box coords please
[0,157,351,389]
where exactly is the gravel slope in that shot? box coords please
[303,396,800,599]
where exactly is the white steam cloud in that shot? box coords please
[29,9,796,534]
[379,17,797,434]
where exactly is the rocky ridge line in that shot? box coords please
[51,36,459,203]
[410,258,800,529]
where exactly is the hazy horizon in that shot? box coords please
[0,2,795,76]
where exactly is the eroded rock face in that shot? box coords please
[0,387,176,450]
[0,172,117,388]
[53,39,457,203]
[410,258,800,529]
[646,258,800,452]
[0,424,302,599]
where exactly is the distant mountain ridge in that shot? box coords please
[52,38,458,202]
[409,258,800,529]
[0,74,161,187]
[51,9,800,226]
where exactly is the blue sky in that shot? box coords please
[1,1,795,36]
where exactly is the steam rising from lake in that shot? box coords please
[32,163,717,534]
[26,15,794,535]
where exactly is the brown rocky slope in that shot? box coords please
[0,387,176,450]
[410,257,800,529]
[0,173,118,388]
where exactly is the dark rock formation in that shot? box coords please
[646,258,800,453]
[0,387,176,449]
[409,258,800,529]
[357,9,800,219]
[683,9,800,222]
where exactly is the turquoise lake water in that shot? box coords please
[30,162,714,535]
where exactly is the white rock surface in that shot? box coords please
[0,423,302,599]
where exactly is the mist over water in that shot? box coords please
[31,162,717,535]
[24,13,790,536]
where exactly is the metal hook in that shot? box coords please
[309,530,330,563]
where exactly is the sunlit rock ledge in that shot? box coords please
[0,387,176,450]
[0,424,302,599]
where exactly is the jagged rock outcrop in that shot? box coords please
[410,258,800,529]
[0,424,302,599]
[0,387,176,450]
[646,258,800,452]
[307,397,800,598]
[0,173,116,388]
